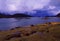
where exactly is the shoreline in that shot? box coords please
[0,22,60,41]
[0,22,60,31]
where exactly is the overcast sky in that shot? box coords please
[0,0,60,15]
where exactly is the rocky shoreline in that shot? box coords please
[0,22,60,41]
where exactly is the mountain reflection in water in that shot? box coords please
[0,17,60,30]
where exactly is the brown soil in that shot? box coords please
[0,22,60,41]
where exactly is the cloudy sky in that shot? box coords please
[0,0,60,15]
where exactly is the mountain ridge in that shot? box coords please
[0,13,32,18]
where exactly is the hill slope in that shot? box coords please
[0,13,32,18]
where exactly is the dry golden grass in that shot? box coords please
[0,22,60,41]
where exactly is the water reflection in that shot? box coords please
[0,17,60,30]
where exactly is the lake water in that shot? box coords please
[0,17,60,30]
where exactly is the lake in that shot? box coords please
[0,17,60,30]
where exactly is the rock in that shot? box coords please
[5,32,21,40]
[31,25,34,27]
[31,31,37,34]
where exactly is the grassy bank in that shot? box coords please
[0,22,60,41]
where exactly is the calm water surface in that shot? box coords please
[0,17,60,30]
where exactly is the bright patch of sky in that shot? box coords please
[0,0,50,11]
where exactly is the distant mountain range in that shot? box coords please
[0,10,60,17]
[56,13,60,17]
[27,10,55,17]
[0,13,32,18]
